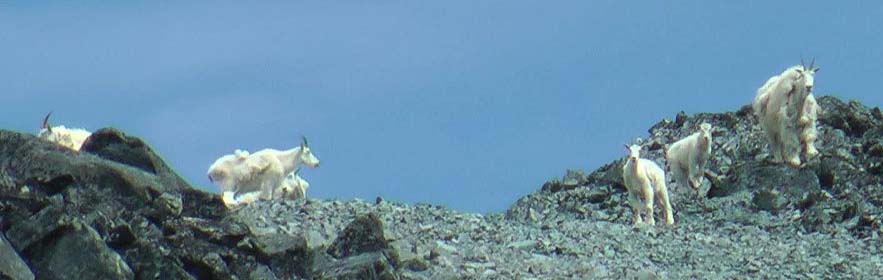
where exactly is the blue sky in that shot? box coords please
[2,2,881,213]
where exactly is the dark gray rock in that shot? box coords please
[818,98,878,137]
[4,205,66,252]
[248,230,311,277]
[313,251,399,280]
[0,233,34,280]
[27,222,134,280]
[752,189,787,212]
[734,164,821,198]
[122,241,194,280]
[80,128,191,193]
[675,111,688,128]
[328,213,390,259]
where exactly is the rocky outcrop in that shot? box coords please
[0,129,403,279]
[508,96,883,238]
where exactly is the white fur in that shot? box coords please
[206,149,252,194]
[799,94,820,158]
[208,139,320,208]
[666,123,713,193]
[38,126,92,151]
[752,63,819,166]
[275,171,310,200]
[37,113,92,151]
[38,113,92,151]
[622,144,674,225]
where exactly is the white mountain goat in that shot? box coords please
[275,168,310,200]
[666,123,713,195]
[231,169,311,205]
[208,137,320,207]
[622,144,674,225]
[799,94,820,158]
[37,112,92,151]
[752,59,820,166]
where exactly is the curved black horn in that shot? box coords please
[800,58,806,69]
[301,136,309,147]
[41,111,53,133]
[293,167,301,175]
[808,57,816,71]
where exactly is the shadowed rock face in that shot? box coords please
[2,95,883,279]
[80,127,192,194]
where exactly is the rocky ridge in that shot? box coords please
[1,96,882,279]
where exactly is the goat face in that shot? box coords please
[299,145,320,167]
[797,59,819,93]
[699,123,712,133]
[699,123,713,140]
[625,144,641,164]
[783,66,814,109]
[299,137,320,167]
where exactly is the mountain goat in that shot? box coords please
[208,137,320,207]
[37,112,92,151]
[666,123,713,195]
[622,144,674,225]
[752,59,820,167]
[275,168,310,200]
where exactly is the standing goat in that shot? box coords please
[208,137,320,207]
[752,59,820,166]
[666,123,713,195]
[622,144,674,225]
[37,112,92,151]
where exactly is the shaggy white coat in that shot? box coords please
[208,139,320,207]
[666,123,713,193]
[622,144,674,225]
[752,64,819,166]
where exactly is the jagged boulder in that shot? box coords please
[0,233,33,280]
[80,128,191,193]
[27,222,134,280]
[314,213,399,280]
